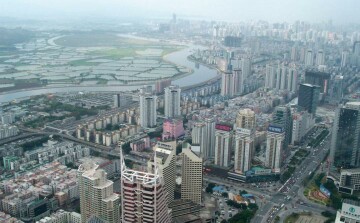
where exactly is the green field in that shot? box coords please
[54,33,156,47]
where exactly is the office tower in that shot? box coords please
[181,145,203,204]
[241,57,252,78]
[298,84,320,115]
[235,109,256,129]
[316,49,325,66]
[147,141,176,204]
[287,67,298,92]
[272,106,292,150]
[221,71,235,97]
[335,199,360,223]
[339,169,360,194]
[265,125,285,173]
[305,70,330,95]
[121,152,172,223]
[331,102,360,168]
[78,162,120,223]
[305,49,313,67]
[214,124,233,167]
[290,46,297,61]
[291,111,314,145]
[192,118,216,159]
[265,64,276,89]
[164,85,181,118]
[341,50,349,67]
[139,93,157,128]
[224,36,242,47]
[155,79,171,94]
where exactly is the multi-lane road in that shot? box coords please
[252,128,333,223]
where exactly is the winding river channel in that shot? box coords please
[0,42,218,103]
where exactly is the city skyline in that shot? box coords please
[1,0,360,24]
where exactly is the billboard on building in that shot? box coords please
[267,125,284,133]
[215,124,232,132]
[320,184,331,198]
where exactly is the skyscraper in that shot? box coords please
[139,93,157,128]
[287,67,298,92]
[331,102,360,168]
[78,162,120,223]
[234,109,256,174]
[298,84,320,115]
[221,71,235,97]
[235,109,256,129]
[181,145,203,205]
[192,118,216,159]
[305,49,313,67]
[241,57,252,78]
[164,85,181,118]
[272,106,292,150]
[121,152,172,223]
[265,125,285,173]
[214,124,233,167]
[341,50,349,67]
[305,70,330,95]
[316,49,325,66]
[147,141,177,204]
[265,64,277,89]
[290,46,297,62]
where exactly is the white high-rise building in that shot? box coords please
[279,65,287,90]
[147,141,176,204]
[316,49,325,66]
[265,64,276,89]
[305,49,314,67]
[341,50,349,67]
[241,57,252,78]
[181,145,203,205]
[121,152,172,223]
[265,126,285,173]
[191,118,216,159]
[233,69,243,95]
[221,71,235,97]
[287,67,298,92]
[214,125,233,167]
[164,85,181,118]
[78,162,120,223]
[290,46,297,61]
[234,128,254,174]
[234,109,256,173]
[139,94,157,128]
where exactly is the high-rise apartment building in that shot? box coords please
[316,49,325,66]
[78,162,120,223]
[265,64,277,89]
[121,152,172,223]
[181,145,203,205]
[241,57,252,78]
[298,84,320,115]
[287,67,298,92]
[305,49,314,67]
[192,118,216,159]
[265,125,285,173]
[234,128,254,174]
[164,85,181,118]
[139,93,157,128]
[147,141,176,204]
[234,109,256,174]
[235,109,256,129]
[214,124,233,167]
[331,102,360,168]
[341,50,349,67]
[221,71,235,97]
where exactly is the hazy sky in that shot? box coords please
[1,0,359,24]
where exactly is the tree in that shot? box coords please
[240,190,248,195]
[222,192,229,198]
[122,143,132,154]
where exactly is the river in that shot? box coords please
[0,43,218,103]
